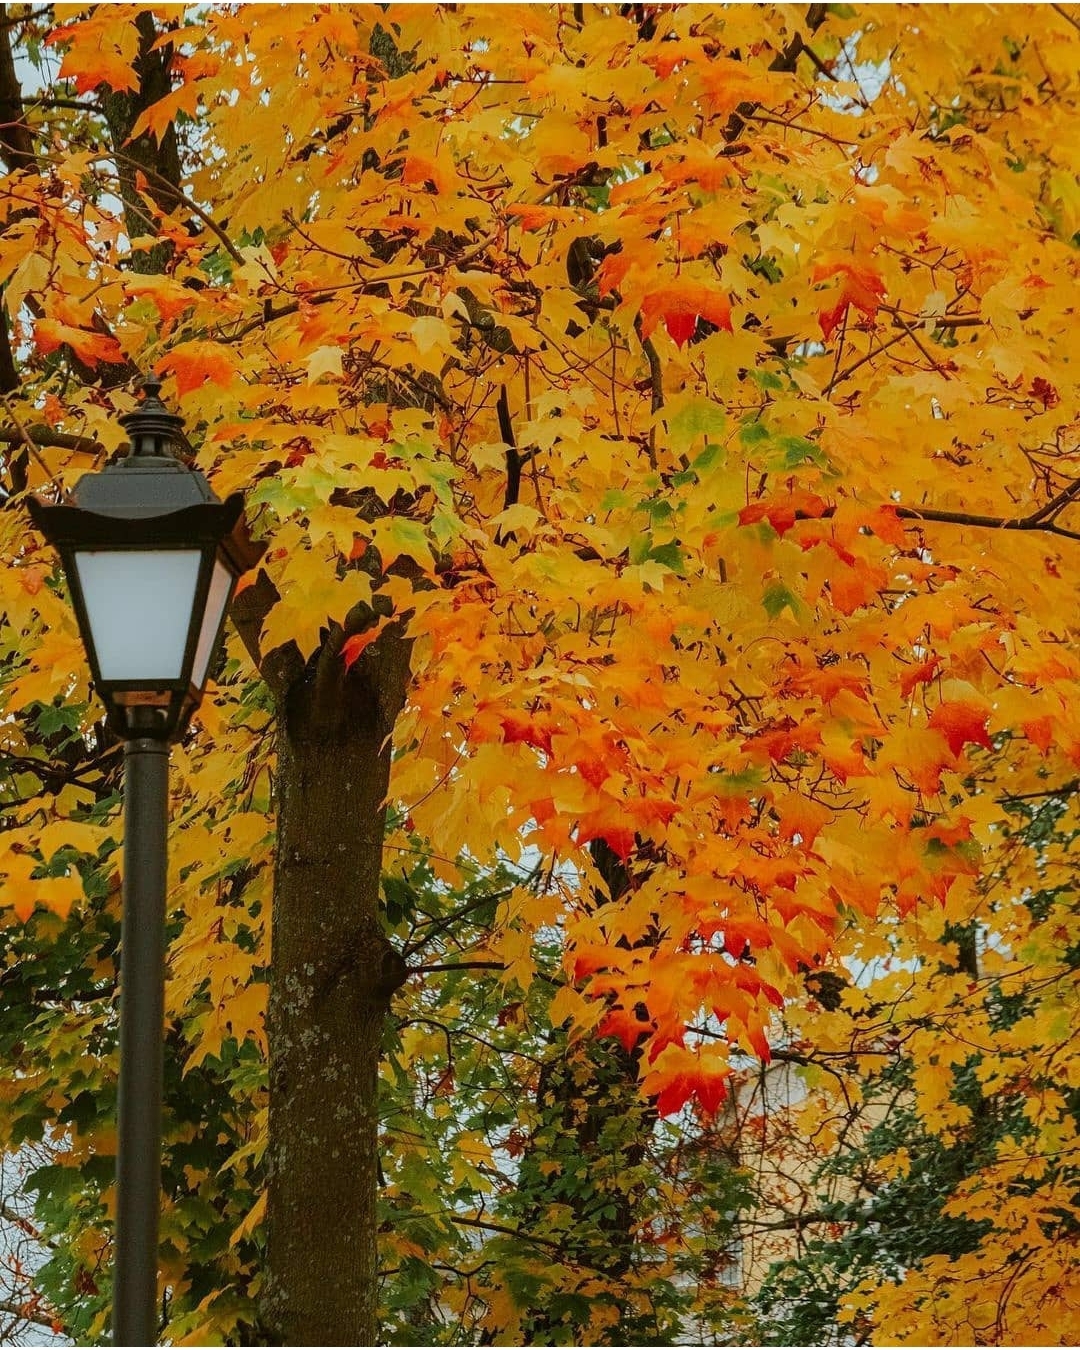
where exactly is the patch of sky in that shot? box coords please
[818,33,893,115]
[0,1147,71,1347]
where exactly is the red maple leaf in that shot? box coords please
[813,257,886,340]
[928,698,993,757]
[638,278,733,348]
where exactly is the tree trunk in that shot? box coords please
[99,10,182,277]
[258,626,411,1346]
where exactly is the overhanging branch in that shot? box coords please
[795,495,1080,544]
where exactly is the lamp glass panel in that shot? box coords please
[74,549,202,681]
[191,558,233,688]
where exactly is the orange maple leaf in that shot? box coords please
[1023,716,1055,753]
[828,557,887,615]
[571,943,616,983]
[341,624,386,671]
[812,256,886,340]
[46,20,140,96]
[928,699,993,757]
[774,793,833,849]
[499,711,554,756]
[638,279,733,348]
[740,491,827,537]
[129,82,201,143]
[900,655,942,700]
[647,1046,730,1117]
[34,317,123,367]
[126,277,199,324]
[598,1006,653,1053]
[575,807,637,861]
[156,341,240,396]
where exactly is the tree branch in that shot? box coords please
[0,426,104,456]
[792,493,1080,544]
[110,151,244,266]
[0,1298,59,1333]
[408,961,506,976]
[497,385,521,514]
[722,3,829,144]
[0,9,50,33]
[403,887,512,957]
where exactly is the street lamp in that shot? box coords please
[28,375,263,1346]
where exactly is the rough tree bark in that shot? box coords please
[99,9,182,277]
[234,577,412,1346]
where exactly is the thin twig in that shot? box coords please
[1022,473,1080,525]
[749,109,857,147]
[800,43,839,82]
[403,888,512,957]
[826,328,907,396]
[103,151,245,265]
[0,393,63,494]
[15,94,97,111]
[408,961,507,976]
[884,304,952,379]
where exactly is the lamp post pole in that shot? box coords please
[114,726,170,1346]
[27,375,265,1347]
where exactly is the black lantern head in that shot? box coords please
[28,376,263,742]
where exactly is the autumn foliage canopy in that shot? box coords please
[0,3,1078,1345]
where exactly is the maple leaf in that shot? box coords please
[740,491,827,537]
[156,341,240,395]
[879,726,954,795]
[46,19,140,95]
[597,1006,653,1053]
[575,806,637,861]
[126,276,199,324]
[1022,716,1055,753]
[928,698,994,757]
[900,654,942,700]
[129,83,202,143]
[645,1045,730,1117]
[34,317,123,367]
[812,256,886,339]
[501,710,554,755]
[774,792,833,849]
[638,278,733,348]
[341,623,387,671]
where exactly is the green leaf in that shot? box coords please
[600,488,632,511]
[762,581,800,618]
[649,542,686,574]
[692,441,725,473]
[739,419,770,447]
[629,534,652,565]
[668,398,727,448]
[33,702,83,737]
[775,435,828,470]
